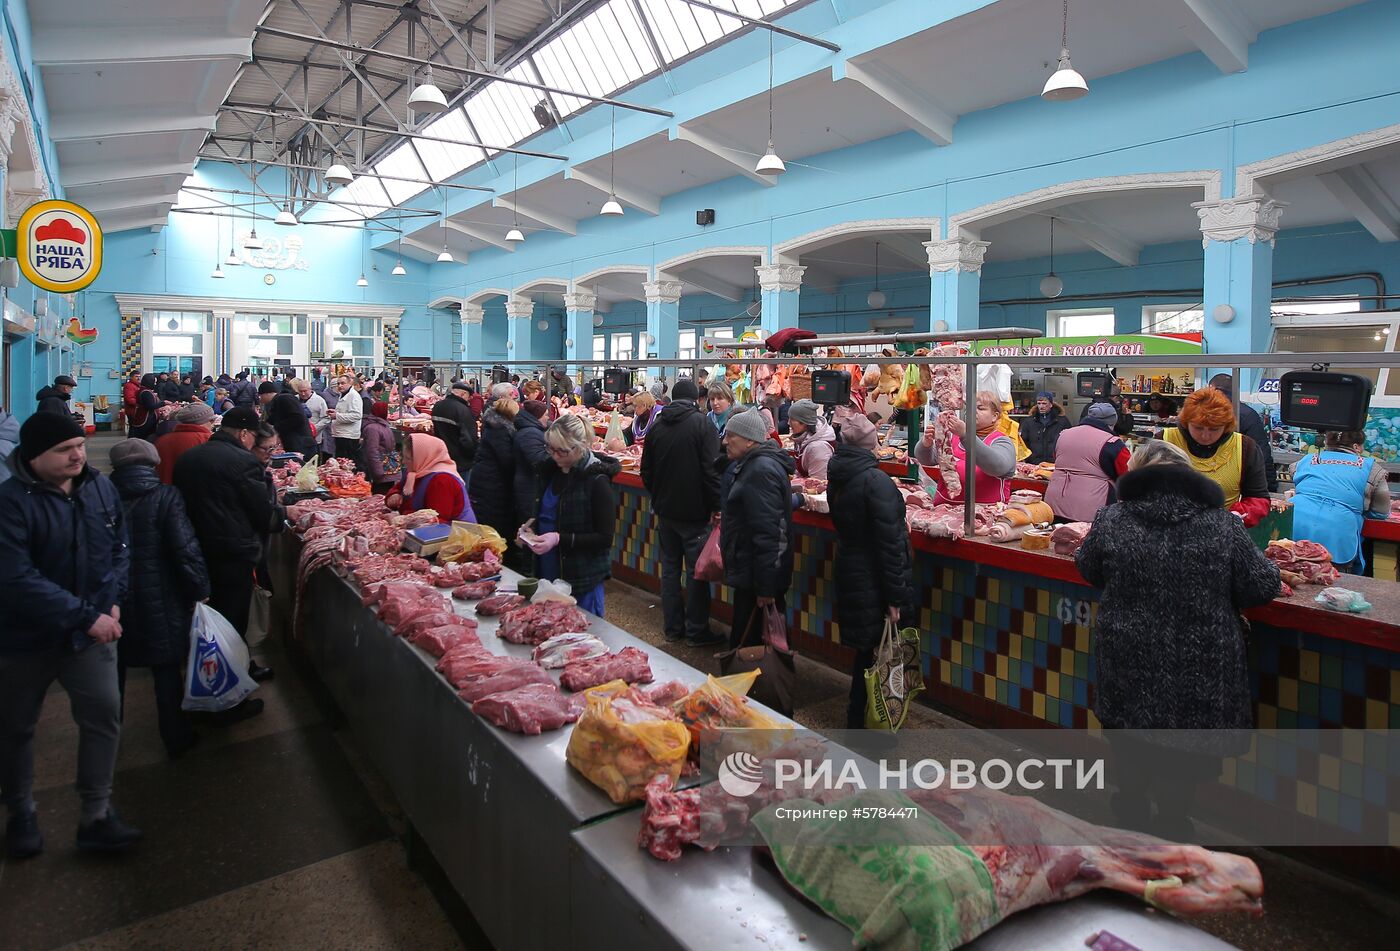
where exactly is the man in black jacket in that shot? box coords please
[433,380,479,479]
[262,380,317,459]
[35,375,79,417]
[1209,374,1278,492]
[157,372,182,403]
[0,414,141,857]
[228,371,257,409]
[1021,392,1070,465]
[641,378,723,646]
[173,408,280,687]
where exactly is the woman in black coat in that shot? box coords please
[468,398,519,544]
[1075,439,1279,839]
[827,427,914,728]
[512,401,551,538]
[265,386,317,458]
[109,439,211,758]
[130,373,166,442]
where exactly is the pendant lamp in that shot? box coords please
[1042,0,1089,101]
[506,154,525,242]
[325,162,354,187]
[755,30,785,175]
[867,242,886,309]
[391,224,406,274]
[225,216,241,266]
[1040,217,1064,298]
[408,65,448,114]
[600,106,624,216]
[275,206,298,226]
[243,227,263,250]
[211,226,225,279]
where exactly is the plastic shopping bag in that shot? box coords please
[864,619,925,732]
[694,520,724,582]
[438,520,509,562]
[893,363,924,410]
[604,408,626,452]
[566,680,691,803]
[294,459,321,493]
[182,603,258,712]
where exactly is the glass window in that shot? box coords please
[147,310,207,333]
[151,335,196,356]
[611,331,634,360]
[332,177,392,219]
[373,142,430,204]
[1141,305,1204,334]
[709,327,735,340]
[329,316,381,369]
[1047,309,1114,338]
[414,108,487,181]
[678,329,698,360]
[234,314,296,335]
[592,335,606,361]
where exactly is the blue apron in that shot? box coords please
[1291,450,1372,569]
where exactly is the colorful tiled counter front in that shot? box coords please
[611,472,1400,846]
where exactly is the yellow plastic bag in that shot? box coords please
[437,520,508,563]
[893,363,924,410]
[566,680,691,803]
[674,673,793,758]
[294,460,321,493]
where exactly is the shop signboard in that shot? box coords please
[971,332,1203,358]
[16,200,103,293]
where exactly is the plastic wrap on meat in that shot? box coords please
[452,580,498,600]
[1051,522,1092,556]
[497,602,591,646]
[408,624,475,658]
[458,664,555,703]
[532,632,609,669]
[560,647,654,692]
[476,593,527,616]
[472,683,586,734]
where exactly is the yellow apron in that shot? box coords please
[1165,428,1242,506]
[997,405,1031,463]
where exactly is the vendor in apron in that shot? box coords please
[914,390,1016,505]
[1163,387,1272,526]
[1290,430,1391,573]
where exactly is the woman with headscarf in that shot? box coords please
[386,433,470,523]
[129,373,166,442]
[1163,387,1271,526]
[914,390,1016,505]
[624,391,658,446]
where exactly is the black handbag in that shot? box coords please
[716,604,796,717]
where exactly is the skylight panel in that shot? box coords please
[373,142,429,204]
[415,108,487,181]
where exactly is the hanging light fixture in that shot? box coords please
[224,214,241,266]
[357,273,370,287]
[867,241,886,309]
[408,61,448,114]
[437,199,454,261]
[600,106,624,217]
[211,223,225,279]
[243,226,263,250]
[325,161,354,187]
[259,317,270,331]
[275,205,298,226]
[392,260,407,276]
[339,321,350,335]
[1040,217,1064,298]
[506,154,525,242]
[392,220,407,274]
[755,30,785,176]
[356,226,369,287]
[1042,0,1089,101]
[167,317,179,331]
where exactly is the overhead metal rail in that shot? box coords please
[195,152,496,193]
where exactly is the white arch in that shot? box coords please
[1237,122,1400,195]
[948,171,1223,238]
[773,218,940,263]
[573,264,651,288]
[515,276,571,297]
[463,287,512,306]
[428,295,462,310]
[656,245,767,275]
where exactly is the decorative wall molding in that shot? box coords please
[1236,123,1400,196]
[948,172,1222,238]
[505,297,535,319]
[0,48,51,225]
[642,280,684,304]
[773,217,940,262]
[755,264,806,293]
[573,264,650,288]
[563,290,597,312]
[1193,197,1287,246]
[112,293,404,320]
[427,295,462,310]
[656,245,766,275]
[463,287,512,306]
[515,276,571,297]
[924,237,990,274]
[460,303,485,324]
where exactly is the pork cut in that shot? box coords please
[532,632,609,669]
[472,683,587,734]
[452,580,498,600]
[476,593,527,616]
[1051,521,1092,556]
[497,602,591,646]
[640,680,692,707]
[560,646,654,692]
[408,625,476,658]
[458,664,555,703]
[395,611,473,639]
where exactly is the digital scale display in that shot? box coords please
[1279,371,1372,430]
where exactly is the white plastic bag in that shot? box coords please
[182,603,259,712]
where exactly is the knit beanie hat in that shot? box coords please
[175,402,215,424]
[724,409,770,444]
[19,413,84,462]
[839,412,879,451]
[110,438,160,469]
[1035,391,1054,403]
[258,382,279,395]
[1086,402,1119,426]
[220,407,262,431]
[451,380,471,393]
[672,378,699,401]
[789,399,820,428]
[370,402,389,419]
[523,399,549,420]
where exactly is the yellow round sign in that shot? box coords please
[18,199,103,293]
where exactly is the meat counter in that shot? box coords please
[609,471,1400,863]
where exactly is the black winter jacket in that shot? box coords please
[432,392,479,474]
[1076,464,1279,736]
[229,378,257,408]
[1237,402,1278,491]
[513,411,550,527]
[534,452,621,594]
[35,384,73,416]
[111,464,210,666]
[827,444,914,651]
[640,399,721,524]
[1021,406,1070,465]
[0,460,129,653]
[468,408,517,537]
[266,392,317,457]
[720,442,796,597]
[158,379,183,402]
[173,429,284,563]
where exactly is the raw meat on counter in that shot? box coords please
[532,632,609,669]
[498,602,591,646]
[475,593,527,616]
[408,625,476,658]
[458,664,555,703]
[472,684,587,735]
[1051,522,1092,556]
[395,611,475,640]
[639,680,692,706]
[560,646,654,692]
[431,558,501,586]
[1266,539,1341,587]
[437,649,518,688]
[452,580,498,600]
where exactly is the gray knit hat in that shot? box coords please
[110,438,160,469]
[723,409,770,444]
[788,399,819,428]
[175,402,215,424]
[1086,402,1119,426]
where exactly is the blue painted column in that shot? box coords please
[460,303,484,361]
[755,265,803,332]
[925,238,988,333]
[563,289,595,372]
[1196,197,1283,388]
[506,296,534,365]
[643,280,683,367]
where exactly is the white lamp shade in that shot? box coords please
[1212,303,1236,324]
[1041,50,1088,101]
[505,227,525,243]
[274,208,298,226]
[564,338,575,349]
[408,82,449,114]
[356,274,369,287]
[1039,274,1064,298]
[537,320,550,331]
[436,249,454,263]
[755,148,786,175]
[325,163,354,186]
[243,229,263,250]
[600,197,624,217]
[225,250,242,266]
[932,319,949,332]
[592,314,604,327]
[210,266,225,279]
[391,261,407,276]
[867,289,887,309]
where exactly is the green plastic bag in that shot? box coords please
[865,619,924,732]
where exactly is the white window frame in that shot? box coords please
[592,335,606,361]
[1269,302,1396,397]
[678,329,698,361]
[329,316,382,369]
[611,331,634,360]
[1141,304,1204,334]
[1047,308,1115,338]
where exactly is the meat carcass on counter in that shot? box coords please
[452,580,499,600]
[1051,522,1092,556]
[559,646,654,692]
[532,632,609,669]
[475,593,527,616]
[457,663,555,703]
[472,684,587,735]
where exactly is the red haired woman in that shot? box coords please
[1163,387,1271,525]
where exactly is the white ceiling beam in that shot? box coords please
[32,29,252,66]
[443,219,516,252]
[1318,166,1400,243]
[96,205,173,233]
[1178,0,1256,74]
[61,160,193,188]
[837,62,954,146]
[661,269,743,302]
[492,197,578,236]
[402,235,445,256]
[82,190,184,214]
[671,124,775,188]
[564,167,660,216]
[50,111,217,142]
[1054,204,1143,267]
